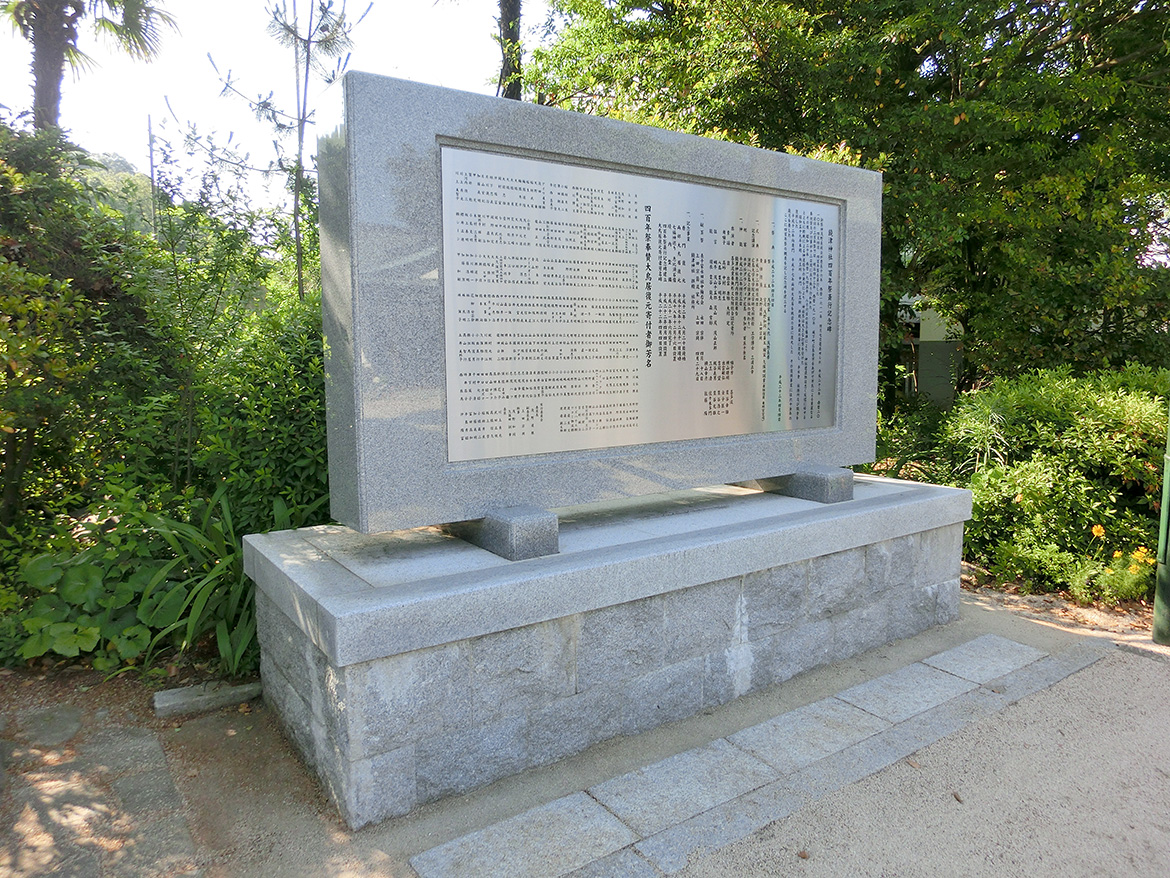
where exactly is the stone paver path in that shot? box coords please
[1,708,199,877]
[410,634,1104,878]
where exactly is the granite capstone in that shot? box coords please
[245,477,971,668]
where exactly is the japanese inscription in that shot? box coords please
[441,147,840,462]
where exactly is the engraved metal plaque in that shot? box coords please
[442,147,840,462]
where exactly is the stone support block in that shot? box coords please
[749,465,855,503]
[446,505,560,561]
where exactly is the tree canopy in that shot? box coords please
[532,0,1170,395]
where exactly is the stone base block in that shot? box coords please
[245,476,970,829]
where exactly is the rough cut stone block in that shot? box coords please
[742,562,805,640]
[260,656,318,766]
[256,589,327,700]
[343,642,473,754]
[416,714,528,802]
[831,600,892,661]
[936,577,961,623]
[337,744,417,828]
[449,505,560,561]
[577,596,665,692]
[752,619,835,688]
[806,547,867,619]
[662,577,741,663]
[885,582,939,641]
[623,657,706,735]
[915,523,965,587]
[865,534,915,595]
[470,618,577,722]
[526,687,624,768]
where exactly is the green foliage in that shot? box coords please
[2,486,319,675]
[534,0,1170,399]
[932,365,1167,602]
[0,117,331,676]
[195,289,329,537]
[0,120,173,537]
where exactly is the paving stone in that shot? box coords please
[835,662,977,723]
[987,641,1109,703]
[634,780,804,874]
[564,846,660,878]
[111,768,184,818]
[19,705,82,747]
[923,634,1047,683]
[75,728,167,776]
[410,791,637,878]
[588,738,777,837]
[728,697,891,774]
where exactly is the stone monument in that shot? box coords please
[243,72,971,828]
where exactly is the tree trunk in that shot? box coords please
[498,0,522,100]
[29,1,83,130]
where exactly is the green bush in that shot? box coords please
[194,289,329,537]
[935,365,1166,602]
[1,119,331,675]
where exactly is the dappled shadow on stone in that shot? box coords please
[1,707,198,877]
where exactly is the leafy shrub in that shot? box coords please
[0,120,331,675]
[0,120,178,553]
[935,365,1166,602]
[4,485,325,675]
[194,289,329,537]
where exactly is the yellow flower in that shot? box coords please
[1147,558,1157,566]
[1129,564,1141,575]
[1136,546,1150,556]
[1105,568,1113,574]
[1091,524,1105,539]
[1113,550,1123,559]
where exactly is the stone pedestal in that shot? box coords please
[244,475,970,829]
